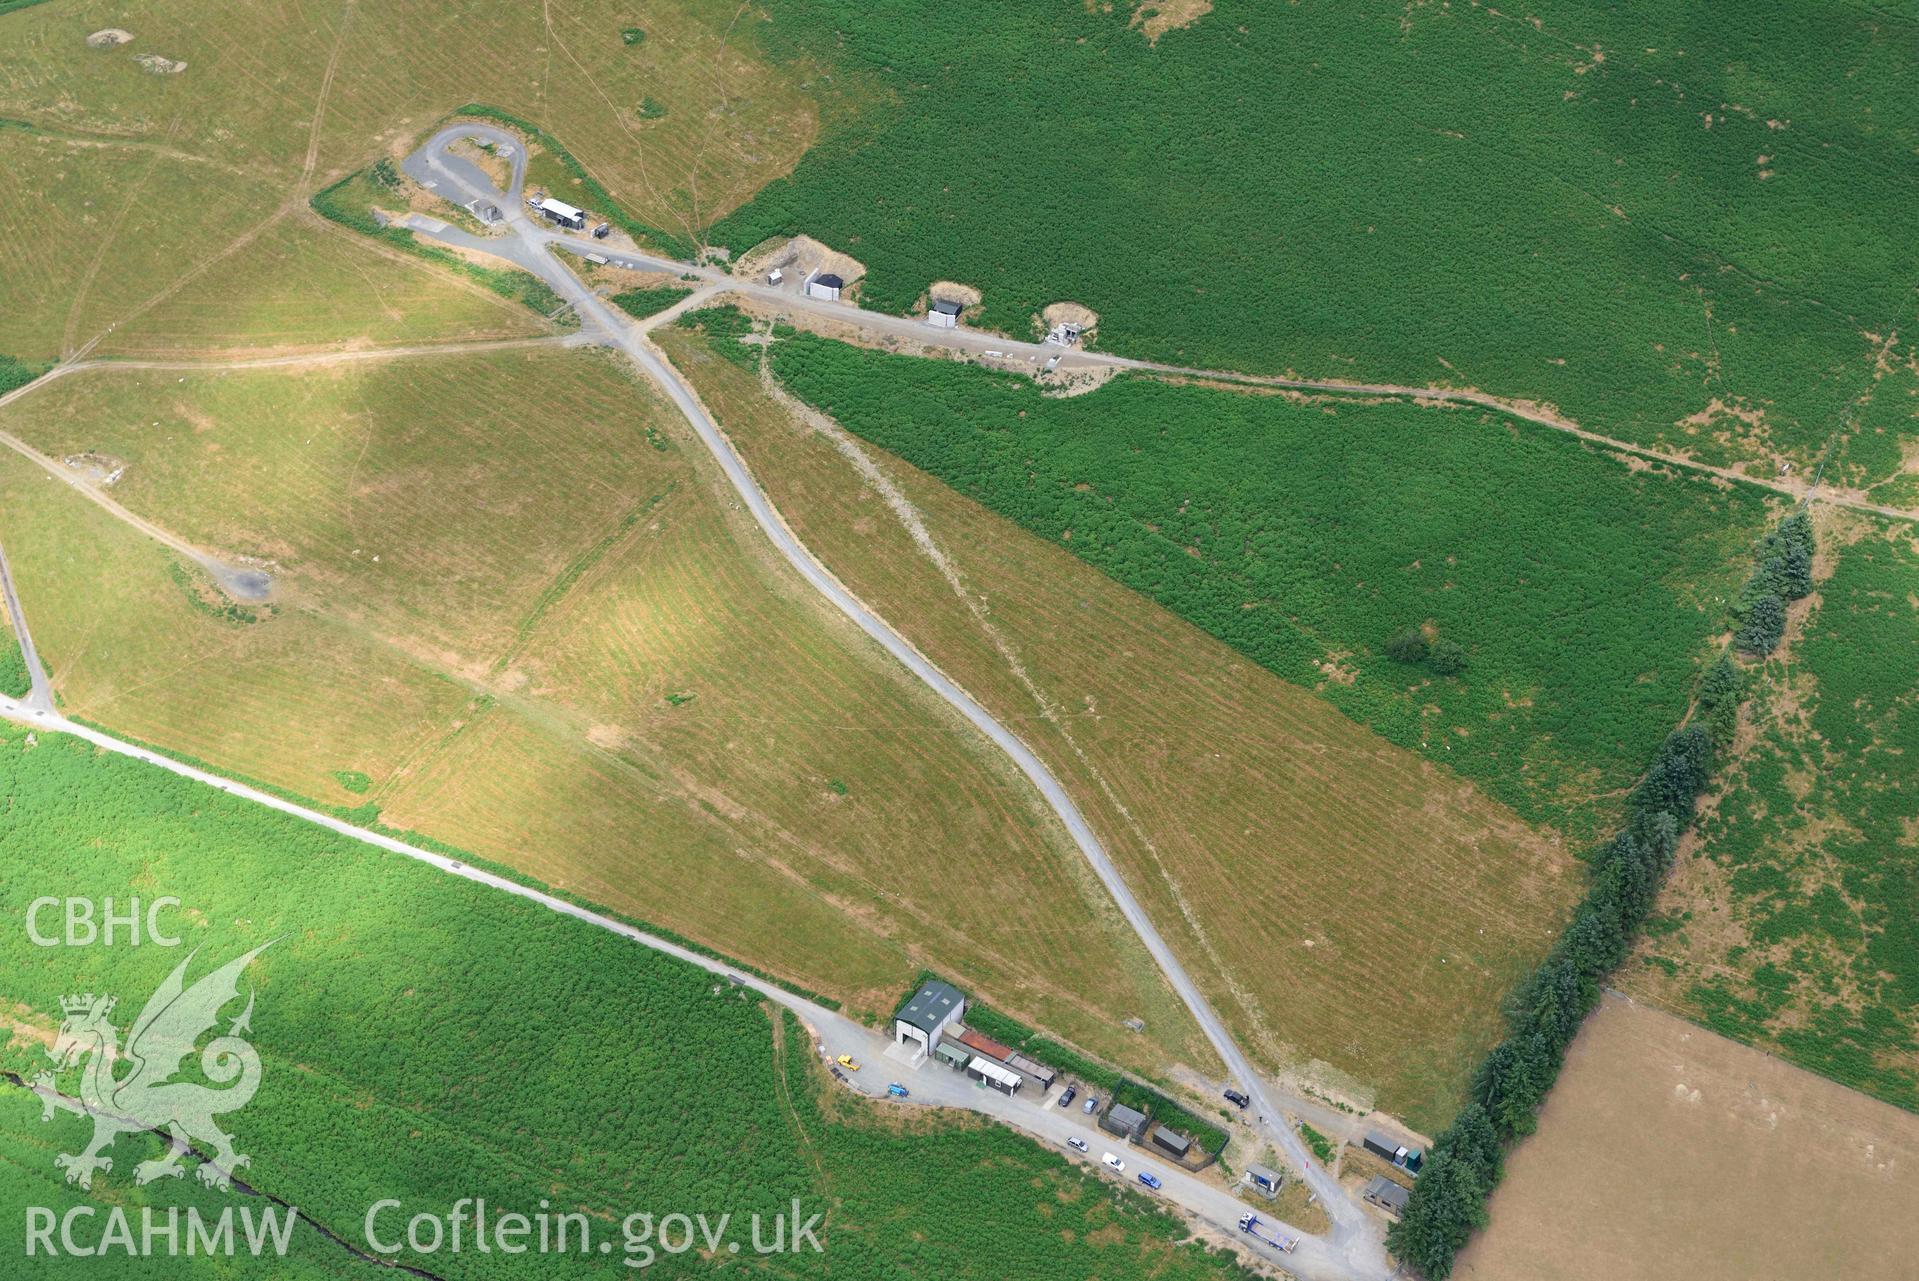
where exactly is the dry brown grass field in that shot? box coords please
[0,0,821,361]
[0,346,1206,1075]
[97,216,550,357]
[658,322,1584,1130]
[1456,994,1919,1281]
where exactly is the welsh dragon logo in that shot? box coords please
[32,943,273,1192]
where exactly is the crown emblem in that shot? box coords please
[60,993,113,1017]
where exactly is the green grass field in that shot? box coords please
[0,724,1255,1280]
[711,0,1919,486]
[0,345,1206,1079]
[1628,511,1919,1111]
[743,319,1776,837]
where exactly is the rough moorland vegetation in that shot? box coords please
[756,326,1771,834]
[1633,519,1919,1112]
[714,0,1919,486]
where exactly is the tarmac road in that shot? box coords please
[0,538,53,712]
[404,123,1389,1278]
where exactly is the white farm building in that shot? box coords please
[536,198,586,230]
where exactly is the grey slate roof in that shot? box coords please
[1364,1176,1410,1211]
[895,979,965,1035]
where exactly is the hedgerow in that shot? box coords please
[1386,510,1809,1279]
[929,984,1121,1093]
[1109,1080,1229,1155]
[1730,510,1815,656]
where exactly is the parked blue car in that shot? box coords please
[1137,1172,1162,1191]
[886,1083,909,1098]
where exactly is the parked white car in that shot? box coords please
[1102,1152,1125,1173]
[1066,1137,1089,1153]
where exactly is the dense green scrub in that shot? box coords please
[0,727,1253,1280]
[610,284,695,320]
[0,1094,362,1278]
[712,0,1919,485]
[0,353,43,395]
[1643,522,1919,1111]
[754,325,1772,833]
[0,631,29,698]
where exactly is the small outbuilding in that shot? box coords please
[1101,1103,1148,1142]
[966,1055,1023,1095]
[1006,1052,1057,1092]
[931,1039,971,1070]
[537,198,586,230]
[1362,1131,1404,1163]
[805,271,844,301]
[1245,1163,1284,1198]
[928,298,962,329]
[894,979,967,1057]
[955,1026,1016,1063]
[1150,1127,1192,1160]
[1363,1176,1410,1217]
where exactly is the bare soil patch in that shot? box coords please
[1041,300,1100,333]
[920,279,984,320]
[1130,1,1213,44]
[1459,994,1919,1281]
[735,235,867,296]
[86,29,134,49]
[132,53,188,76]
[1043,364,1119,397]
[62,452,126,486]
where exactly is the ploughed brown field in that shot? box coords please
[1458,993,1919,1281]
